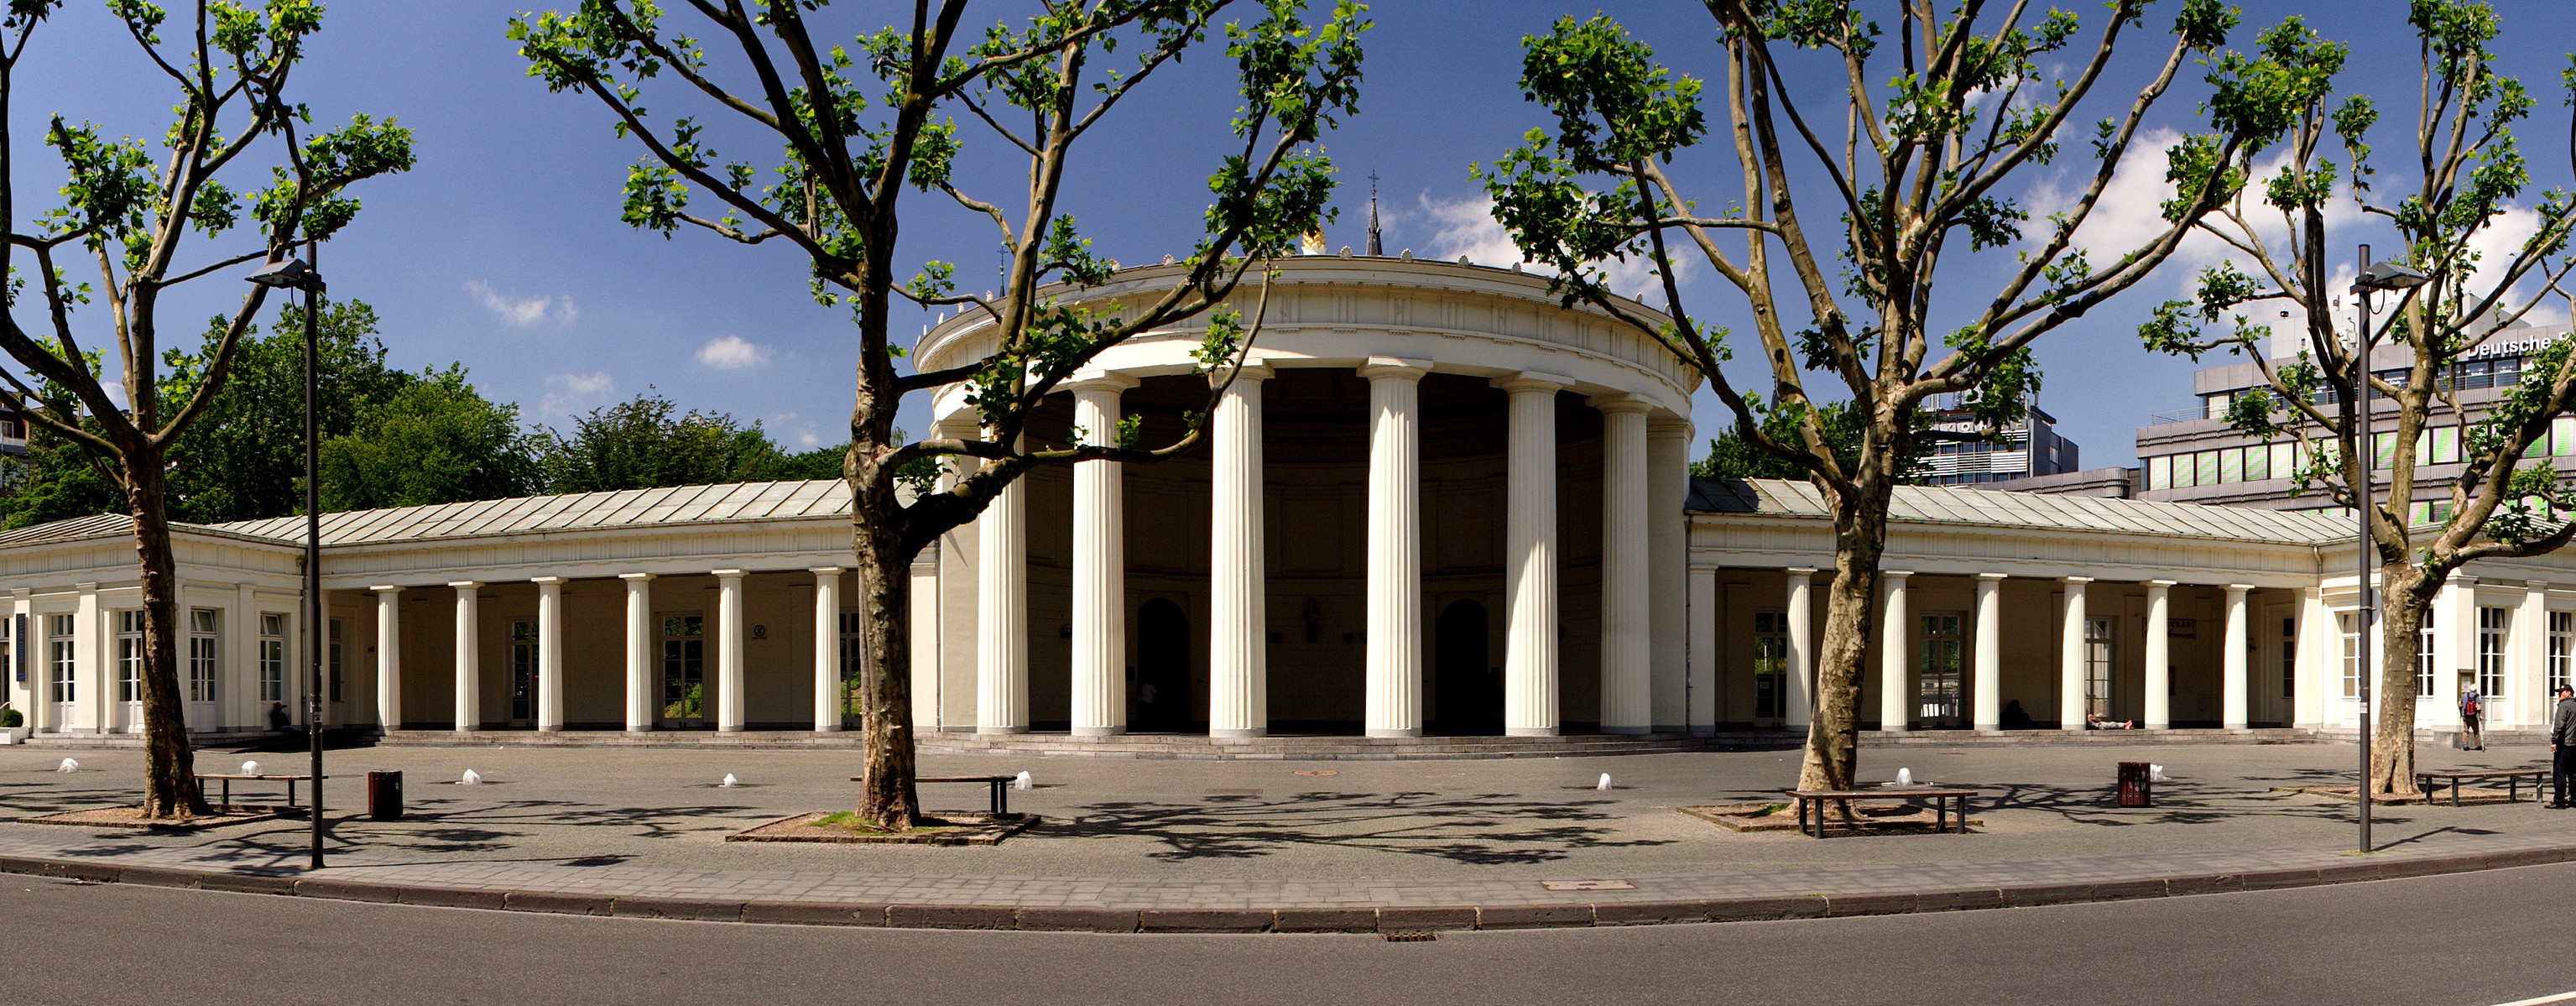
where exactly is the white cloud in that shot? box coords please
[464,279,578,327]
[1417,194,1681,301]
[538,371,615,419]
[694,334,772,370]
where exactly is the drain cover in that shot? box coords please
[1540,879,1636,891]
[1384,930,1439,942]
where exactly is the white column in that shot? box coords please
[2295,586,2328,728]
[2144,581,2175,730]
[450,581,481,733]
[1362,357,1427,738]
[1878,571,1912,732]
[813,567,844,732]
[1972,573,2005,731]
[75,584,100,732]
[1687,565,1719,732]
[715,569,747,732]
[2222,584,2251,729]
[1209,363,1272,739]
[1647,417,1692,732]
[1595,395,1653,734]
[2059,576,2090,730]
[533,577,565,732]
[11,590,36,734]
[1786,567,1817,729]
[371,586,403,732]
[1499,372,1571,737]
[620,574,654,732]
[976,440,1030,734]
[1068,374,1137,738]
[2521,580,2550,728]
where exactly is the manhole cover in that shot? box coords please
[1540,879,1636,892]
[1292,769,1339,777]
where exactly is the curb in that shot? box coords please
[9,842,2576,933]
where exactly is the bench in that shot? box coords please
[2414,769,2549,806]
[851,774,1015,816]
[194,773,324,808]
[1786,787,1975,838]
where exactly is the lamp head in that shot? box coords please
[244,258,321,291]
[2354,261,2429,292]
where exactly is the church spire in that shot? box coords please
[1365,169,1383,257]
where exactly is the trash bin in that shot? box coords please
[367,769,403,821]
[2116,761,2152,807]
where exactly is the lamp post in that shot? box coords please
[2349,243,2428,854]
[247,248,326,870]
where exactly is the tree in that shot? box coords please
[160,300,413,523]
[1692,399,1869,480]
[1482,1,2298,793]
[0,2,412,818]
[534,391,806,493]
[320,368,540,510]
[2139,3,2576,797]
[515,0,1364,830]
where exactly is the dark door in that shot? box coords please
[1434,599,1499,735]
[1134,598,1190,732]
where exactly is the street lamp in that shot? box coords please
[247,248,326,871]
[2348,243,2427,855]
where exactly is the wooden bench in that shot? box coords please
[851,774,1015,816]
[2414,769,2549,806]
[194,773,324,808]
[1786,787,1975,838]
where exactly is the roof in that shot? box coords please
[0,513,301,550]
[211,479,853,547]
[1687,477,2352,546]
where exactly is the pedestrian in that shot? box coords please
[2553,685,2576,810]
[2460,687,2485,751]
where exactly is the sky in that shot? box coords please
[8,1,2575,469]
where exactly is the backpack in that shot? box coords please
[2464,696,2481,717]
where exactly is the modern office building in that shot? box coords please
[1915,392,2082,487]
[2135,323,2576,522]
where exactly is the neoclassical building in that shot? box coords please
[5,256,2576,746]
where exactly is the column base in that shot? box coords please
[452,727,477,735]
[1602,725,1650,736]
[978,725,1027,736]
[1210,727,1266,740]
[718,726,744,734]
[626,725,654,734]
[538,726,561,733]
[2062,724,2085,732]
[814,725,842,733]
[2146,722,2171,731]
[1652,724,1686,734]
[1973,722,2000,732]
[1365,727,1422,738]
[1505,726,1558,738]
[1880,725,1907,734]
[1072,726,1124,738]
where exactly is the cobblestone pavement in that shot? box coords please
[1,740,2568,929]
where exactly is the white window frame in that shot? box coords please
[2417,607,2437,698]
[114,610,143,705]
[187,609,220,704]
[2339,612,2360,700]
[258,612,288,704]
[47,612,75,705]
[2549,610,2573,697]
[2479,606,2510,697]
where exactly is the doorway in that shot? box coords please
[660,614,707,728]
[1752,610,1789,726]
[2084,615,2117,721]
[508,619,538,727]
[114,610,143,732]
[1134,598,1189,732]
[1434,599,1498,735]
[1916,612,1964,728]
[837,610,866,729]
[186,609,219,730]
[46,613,74,728]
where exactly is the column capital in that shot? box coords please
[368,584,404,595]
[447,581,482,591]
[1786,566,1818,577]
[1494,371,1573,395]
[1882,570,1914,581]
[2530,580,2553,591]
[2224,583,2254,595]
[1060,370,1139,394]
[2453,575,2480,587]
[529,576,566,586]
[2061,576,2093,586]
[1586,393,1654,415]
[1646,414,1692,438]
[712,568,748,580]
[1357,356,1431,381]
[809,566,847,576]
[1975,572,2010,582]
[2144,579,2177,589]
[1212,360,1274,385]
[618,572,656,582]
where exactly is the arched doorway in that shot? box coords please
[1434,599,1499,735]
[1134,598,1191,732]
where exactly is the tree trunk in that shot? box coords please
[2371,564,2435,797]
[852,472,922,830]
[127,458,206,819]
[1796,487,1890,795]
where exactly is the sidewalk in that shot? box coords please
[3,743,2568,932]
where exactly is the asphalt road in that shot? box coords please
[8,863,2576,1006]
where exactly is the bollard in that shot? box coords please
[367,769,404,821]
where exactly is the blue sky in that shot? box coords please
[11,1,2573,467]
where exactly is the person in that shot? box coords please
[2553,684,2576,810]
[268,701,305,738]
[2000,699,2034,730]
[2084,711,2137,730]
[2459,687,2485,751]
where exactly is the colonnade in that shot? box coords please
[957,362,1692,738]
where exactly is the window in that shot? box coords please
[2194,451,2219,487]
[115,610,142,704]
[2281,617,2297,700]
[2218,447,2243,485]
[188,609,219,705]
[258,612,287,704]
[2479,606,2509,697]
[2550,611,2573,696]
[2204,392,2231,420]
[48,612,75,705]
[2429,426,2459,465]
[1753,611,1790,720]
[2417,607,2437,698]
[838,610,867,721]
[2084,617,2115,718]
[2147,455,2171,491]
[1916,614,1963,725]
[2374,432,2397,468]
[2245,444,2271,481]
[2339,612,2361,699]
[0,615,12,690]
[508,619,538,721]
[2555,415,2576,457]
[328,618,344,703]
